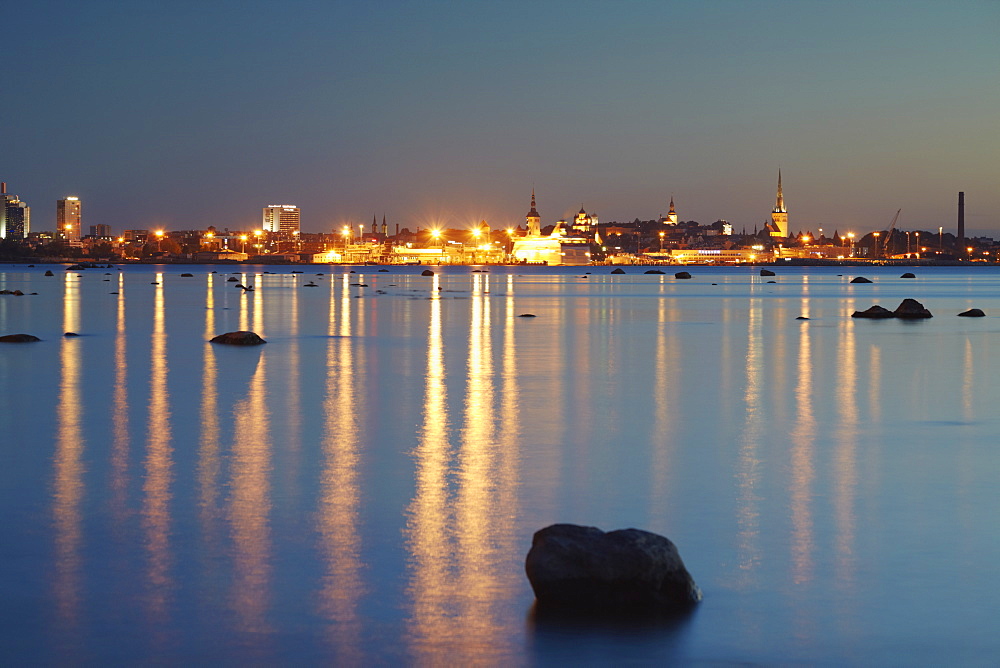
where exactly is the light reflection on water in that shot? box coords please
[5,265,1000,664]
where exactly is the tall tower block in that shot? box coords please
[526,190,541,236]
[770,170,788,237]
[57,197,82,241]
[957,192,965,254]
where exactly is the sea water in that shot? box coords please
[2,264,1000,665]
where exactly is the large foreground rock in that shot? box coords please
[894,298,932,318]
[525,524,701,613]
[210,331,267,346]
[0,334,41,343]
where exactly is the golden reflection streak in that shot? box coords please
[650,297,680,529]
[454,272,516,660]
[110,273,129,527]
[198,274,224,598]
[868,345,882,423]
[253,272,264,334]
[228,352,273,634]
[54,273,83,626]
[834,303,859,600]
[284,275,303,496]
[405,274,456,661]
[142,272,173,626]
[789,313,815,587]
[316,271,364,661]
[962,337,974,421]
[736,298,763,587]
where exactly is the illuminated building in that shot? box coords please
[662,196,678,225]
[262,205,300,235]
[89,224,112,238]
[1,182,29,239]
[571,207,598,234]
[766,170,788,238]
[511,190,591,266]
[57,197,82,241]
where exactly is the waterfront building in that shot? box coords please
[511,190,591,265]
[89,224,112,238]
[262,204,300,235]
[57,197,82,241]
[766,171,788,237]
[1,183,29,239]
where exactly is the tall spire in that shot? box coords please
[669,195,676,215]
[526,188,541,236]
[774,169,785,213]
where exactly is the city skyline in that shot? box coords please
[3,1,998,236]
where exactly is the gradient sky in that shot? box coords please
[4,1,998,236]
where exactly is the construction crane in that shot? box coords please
[877,209,901,259]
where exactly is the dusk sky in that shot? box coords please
[5,1,998,236]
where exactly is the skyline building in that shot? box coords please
[263,204,300,235]
[57,196,82,241]
[571,207,598,234]
[1,183,30,239]
[767,171,788,237]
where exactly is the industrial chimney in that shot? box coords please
[958,192,965,257]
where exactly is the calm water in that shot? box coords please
[3,264,1000,665]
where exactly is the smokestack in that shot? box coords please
[1,182,5,194]
[958,191,965,256]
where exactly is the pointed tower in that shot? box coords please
[381,214,387,236]
[526,189,541,236]
[665,195,678,225]
[769,170,788,237]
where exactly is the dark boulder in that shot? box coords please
[674,271,692,279]
[227,277,239,282]
[611,268,625,274]
[44,270,54,276]
[378,269,389,272]
[644,269,665,274]
[901,272,916,279]
[893,298,932,319]
[210,331,267,346]
[526,524,700,613]
[958,308,985,317]
[180,273,194,277]
[766,280,776,284]
[518,313,537,318]
[852,305,895,319]
[421,269,435,276]
[850,276,873,284]
[64,332,80,337]
[796,316,810,320]
[0,334,41,343]
[760,269,775,276]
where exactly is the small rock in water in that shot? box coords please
[644,269,665,275]
[518,313,537,318]
[760,269,776,276]
[852,305,894,319]
[958,308,985,317]
[0,333,41,343]
[44,270,54,276]
[64,332,80,337]
[210,331,266,346]
[611,268,626,274]
[850,276,873,284]
[796,316,810,320]
[525,524,701,614]
[901,272,916,279]
[421,269,435,276]
[675,271,692,279]
[227,277,239,282]
[180,273,194,277]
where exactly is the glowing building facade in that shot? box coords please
[767,171,788,237]
[57,197,82,241]
[511,191,591,266]
[1,183,30,239]
[262,205,300,234]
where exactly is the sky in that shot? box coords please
[4,0,999,237]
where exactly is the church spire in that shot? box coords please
[526,188,541,236]
[669,195,676,215]
[774,170,785,213]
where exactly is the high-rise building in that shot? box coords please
[57,197,82,241]
[768,171,788,238]
[262,205,300,235]
[89,224,112,238]
[0,182,29,239]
